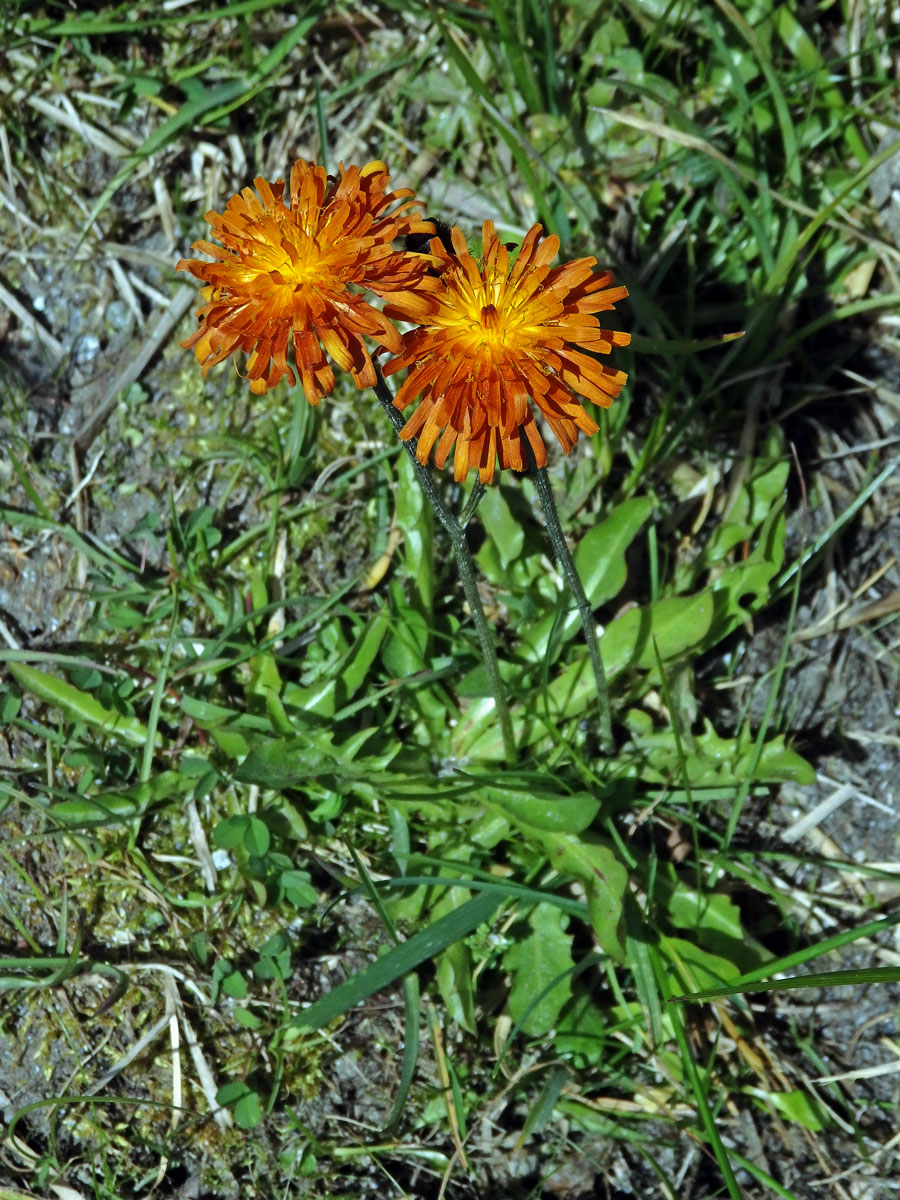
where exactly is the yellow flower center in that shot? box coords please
[464,301,508,354]
[437,261,537,359]
[480,303,500,329]
[238,215,334,298]
[274,229,328,290]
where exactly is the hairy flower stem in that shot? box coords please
[373,367,516,763]
[459,481,487,529]
[530,464,614,754]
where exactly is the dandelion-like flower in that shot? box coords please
[176,160,434,402]
[383,220,630,483]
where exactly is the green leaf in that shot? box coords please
[216,1081,262,1129]
[703,452,789,564]
[213,815,248,850]
[478,483,525,571]
[216,1080,248,1105]
[0,687,21,722]
[263,686,294,737]
[233,1088,263,1129]
[662,880,758,967]
[337,608,390,700]
[254,932,291,981]
[626,720,814,787]
[233,1006,262,1030]
[222,970,248,1000]
[435,940,477,1034]
[190,933,210,967]
[7,661,149,746]
[603,591,715,672]
[181,694,269,757]
[280,677,336,718]
[50,771,195,827]
[667,886,743,939]
[208,727,250,760]
[539,835,627,962]
[703,505,786,640]
[249,649,283,706]
[504,903,575,1037]
[235,736,334,789]
[280,869,317,908]
[457,591,715,760]
[555,990,607,1067]
[242,817,270,856]
[574,496,654,600]
[382,592,430,677]
[663,936,740,993]
[482,782,599,834]
[50,794,140,825]
[396,451,435,616]
[749,1088,827,1132]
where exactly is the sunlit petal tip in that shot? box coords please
[449,225,470,257]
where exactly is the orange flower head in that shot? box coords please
[176,160,435,402]
[382,220,630,483]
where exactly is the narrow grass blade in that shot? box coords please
[79,3,327,241]
[649,943,742,1200]
[141,591,179,783]
[288,890,501,1033]
[624,898,663,1046]
[434,16,550,232]
[775,455,899,594]
[381,973,420,1134]
[717,553,802,865]
[722,905,900,983]
[763,133,900,296]
[0,507,137,575]
[731,1151,802,1200]
[672,966,900,1003]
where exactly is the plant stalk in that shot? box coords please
[373,366,516,763]
[530,462,614,753]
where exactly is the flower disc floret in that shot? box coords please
[383,220,630,483]
[177,160,434,402]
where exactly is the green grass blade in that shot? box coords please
[763,134,900,296]
[775,455,900,594]
[382,973,421,1134]
[79,3,327,242]
[484,0,542,114]
[649,942,742,1199]
[434,15,555,235]
[288,889,502,1033]
[672,966,900,1003]
[0,507,138,575]
[140,591,179,783]
[624,898,663,1046]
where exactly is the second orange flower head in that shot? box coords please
[383,221,630,483]
[177,161,434,402]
